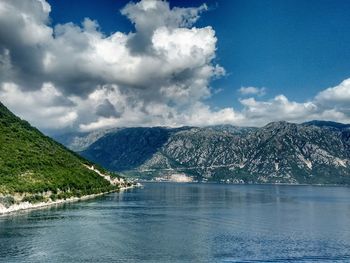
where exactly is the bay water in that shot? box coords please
[1,183,350,262]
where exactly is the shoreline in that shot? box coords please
[137,180,350,187]
[0,184,141,216]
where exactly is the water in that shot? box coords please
[1,183,350,262]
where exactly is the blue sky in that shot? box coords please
[48,0,350,109]
[0,0,350,131]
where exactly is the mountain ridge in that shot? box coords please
[55,120,350,184]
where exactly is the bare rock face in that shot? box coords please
[57,121,350,184]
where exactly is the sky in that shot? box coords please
[0,0,350,134]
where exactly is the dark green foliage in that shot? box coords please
[0,102,115,196]
[22,194,45,203]
[0,196,15,208]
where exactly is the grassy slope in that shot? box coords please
[0,102,115,197]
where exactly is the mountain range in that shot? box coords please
[55,121,350,184]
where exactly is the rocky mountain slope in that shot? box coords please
[0,102,129,210]
[56,121,350,184]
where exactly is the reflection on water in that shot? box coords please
[1,183,350,262]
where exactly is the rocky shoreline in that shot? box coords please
[0,184,141,216]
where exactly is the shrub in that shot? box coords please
[0,196,15,208]
[22,194,45,203]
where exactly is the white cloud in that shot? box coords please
[315,79,350,104]
[121,0,207,53]
[236,79,350,126]
[0,0,227,131]
[0,82,77,129]
[0,0,349,133]
[239,95,318,126]
[239,86,266,96]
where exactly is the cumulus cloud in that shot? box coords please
[237,80,350,126]
[0,0,230,132]
[239,86,266,96]
[95,99,121,118]
[239,95,317,126]
[313,79,350,122]
[316,79,350,103]
[0,82,77,129]
[0,0,349,133]
[121,0,207,53]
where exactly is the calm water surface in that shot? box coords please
[1,183,350,262]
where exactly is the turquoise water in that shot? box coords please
[1,183,350,262]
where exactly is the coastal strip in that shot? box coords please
[0,184,141,216]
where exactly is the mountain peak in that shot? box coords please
[263,121,297,129]
[303,120,350,130]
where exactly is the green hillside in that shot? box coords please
[0,102,118,199]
